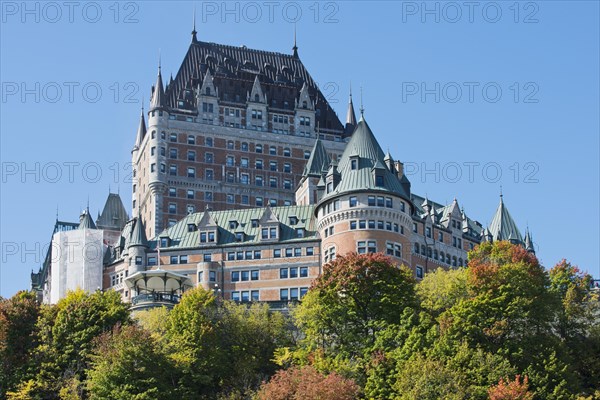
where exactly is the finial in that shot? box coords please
[292,24,298,57]
[86,196,90,212]
[500,185,503,198]
[359,87,364,116]
[191,6,198,43]
[158,49,161,72]
[349,82,352,98]
[56,205,59,221]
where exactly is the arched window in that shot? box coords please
[434,250,438,260]
[414,243,420,253]
[440,251,445,262]
[427,247,432,258]
[452,256,457,267]
[421,244,426,255]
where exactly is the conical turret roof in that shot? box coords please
[128,216,148,248]
[303,138,330,177]
[488,196,523,243]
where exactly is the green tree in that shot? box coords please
[0,291,40,397]
[293,252,417,384]
[86,324,175,400]
[28,289,130,398]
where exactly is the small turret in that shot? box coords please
[150,63,165,111]
[524,228,535,254]
[345,89,357,135]
[132,107,147,152]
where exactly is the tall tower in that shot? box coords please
[132,32,348,240]
[314,114,414,267]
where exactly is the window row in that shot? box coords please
[280,287,309,301]
[279,266,309,279]
[231,290,260,302]
[227,250,262,261]
[349,220,403,234]
[273,247,315,258]
[198,270,217,282]
[165,194,291,211]
[231,270,260,282]
[357,241,377,254]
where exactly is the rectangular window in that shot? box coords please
[284,163,291,173]
[350,220,357,230]
[254,250,261,259]
[416,266,424,279]
[228,252,235,261]
[147,257,157,266]
[232,291,240,301]
[385,197,393,208]
[294,248,302,257]
[280,268,288,279]
[280,289,289,301]
[241,291,250,302]
[209,271,216,282]
[285,248,293,257]
[251,270,259,281]
[170,255,178,264]
[251,290,259,301]
[290,288,299,300]
[187,189,194,199]
[203,254,211,262]
[188,151,196,161]
[179,255,188,264]
[290,267,298,278]
[300,267,308,277]
[231,271,240,282]
[241,271,249,281]
[306,247,314,256]
[368,196,376,206]
[274,249,281,258]
[349,196,357,207]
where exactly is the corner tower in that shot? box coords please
[314,115,414,267]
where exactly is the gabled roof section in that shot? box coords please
[488,196,523,243]
[259,206,280,224]
[297,82,313,110]
[303,138,330,177]
[164,40,345,135]
[197,209,217,229]
[96,193,129,231]
[319,117,411,203]
[249,75,266,103]
[199,68,216,96]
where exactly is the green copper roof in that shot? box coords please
[319,117,411,202]
[488,196,523,243]
[303,138,330,177]
[153,205,317,250]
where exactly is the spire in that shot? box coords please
[191,6,198,43]
[303,138,330,177]
[150,58,165,111]
[524,228,535,253]
[488,194,523,244]
[345,86,357,134]
[292,24,298,58]
[133,106,147,151]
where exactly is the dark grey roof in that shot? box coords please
[488,196,523,243]
[96,193,129,231]
[345,92,357,134]
[128,217,149,248]
[524,228,534,252]
[79,209,97,230]
[133,108,146,150]
[411,193,483,237]
[163,39,345,135]
[319,116,412,203]
[303,138,330,177]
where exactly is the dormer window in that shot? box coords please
[187,223,197,232]
[302,101,307,108]
[229,221,238,229]
[375,175,384,187]
[289,216,298,225]
[351,158,358,170]
[235,232,244,242]
[251,219,259,228]
[200,230,216,243]
[255,94,259,102]
[206,87,211,95]
[160,237,169,248]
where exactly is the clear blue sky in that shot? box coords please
[1,1,598,297]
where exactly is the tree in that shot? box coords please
[294,253,417,362]
[255,365,360,400]
[27,289,130,398]
[163,287,225,398]
[488,375,534,400]
[416,267,468,318]
[217,301,292,397]
[0,291,40,397]
[86,324,175,399]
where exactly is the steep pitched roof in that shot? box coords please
[488,196,523,243]
[128,217,148,248]
[133,108,146,151]
[303,138,330,177]
[164,40,345,135]
[150,66,165,110]
[96,193,129,231]
[346,92,357,128]
[79,209,97,230]
[319,116,411,203]
[524,228,534,252]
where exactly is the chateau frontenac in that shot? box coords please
[31,28,534,310]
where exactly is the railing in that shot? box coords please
[131,292,181,306]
